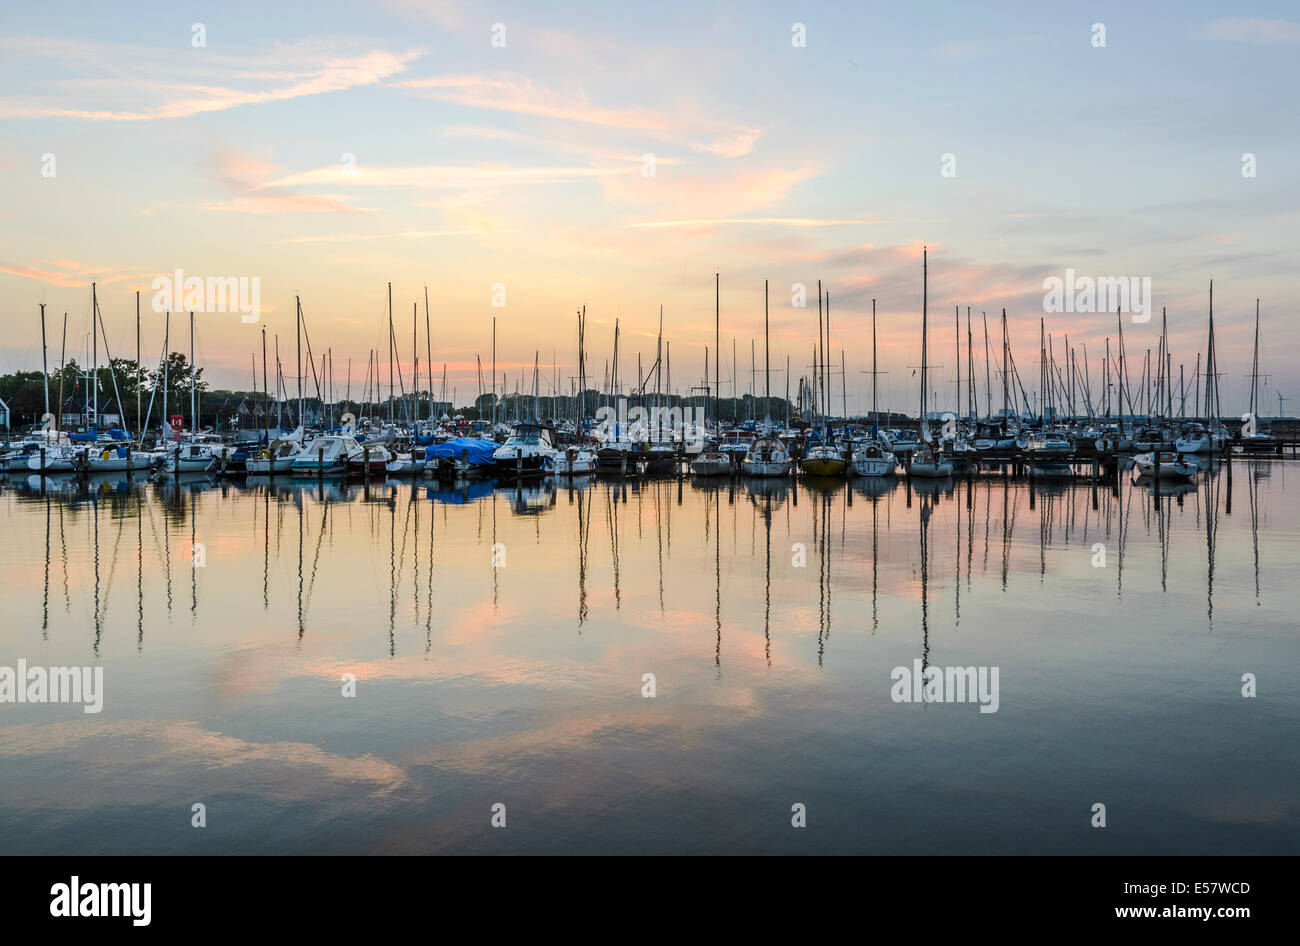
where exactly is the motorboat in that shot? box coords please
[1021,430,1072,455]
[1133,451,1197,480]
[545,445,598,476]
[491,422,557,479]
[291,435,365,476]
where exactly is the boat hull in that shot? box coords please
[800,457,847,477]
[742,459,793,477]
[853,456,897,477]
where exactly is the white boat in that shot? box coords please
[27,444,83,472]
[246,438,306,474]
[385,452,426,475]
[492,422,558,478]
[545,446,598,476]
[1174,423,1216,454]
[158,442,219,473]
[291,435,364,476]
[1134,451,1197,480]
[689,451,732,476]
[909,443,954,478]
[742,437,794,477]
[852,440,898,477]
[1021,430,1072,455]
[83,444,155,472]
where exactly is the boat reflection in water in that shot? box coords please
[0,458,1295,855]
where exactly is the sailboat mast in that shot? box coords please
[296,296,303,428]
[387,282,394,424]
[921,249,928,425]
[39,302,49,421]
[91,282,98,427]
[1250,298,1260,420]
[764,279,770,422]
[425,286,433,425]
[714,273,719,429]
[189,309,196,436]
[413,302,419,427]
[1001,308,1008,424]
[871,298,878,424]
[817,279,824,426]
[135,292,141,435]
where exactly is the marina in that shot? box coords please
[1,1,1297,883]
[1,455,1296,854]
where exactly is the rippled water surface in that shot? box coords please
[1,460,1297,854]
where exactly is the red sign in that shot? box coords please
[169,415,184,431]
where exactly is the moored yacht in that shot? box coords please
[852,440,898,477]
[1134,451,1197,481]
[491,422,557,479]
[742,435,794,477]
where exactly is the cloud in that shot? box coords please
[0,42,423,121]
[200,145,369,216]
[397,72,763,157]
[0,259,153,287]
[439,125,685,166]
[262,163,634,191]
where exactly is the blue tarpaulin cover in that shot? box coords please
[424,437,497,467]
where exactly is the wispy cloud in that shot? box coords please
[201,145,367,215]
[262,163,634,190]
[397,72,762,157]
[439,125,685,166]
[0,259,152,287]
[0,41,422,121]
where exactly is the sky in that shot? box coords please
[0,0,1297,418]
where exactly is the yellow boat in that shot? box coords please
[799,445,847,477]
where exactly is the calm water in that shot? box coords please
[1,461,1297,854]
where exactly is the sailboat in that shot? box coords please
[909,248,953,478]
[799,281,848,477]
[246,427,307,473]
[691,274,733,476]
[853,299,898,477]
[157,310,221,473]
[743,281,794,477]
[1236,298,1277,453]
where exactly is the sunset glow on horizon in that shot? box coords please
[2,1,1297,416]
